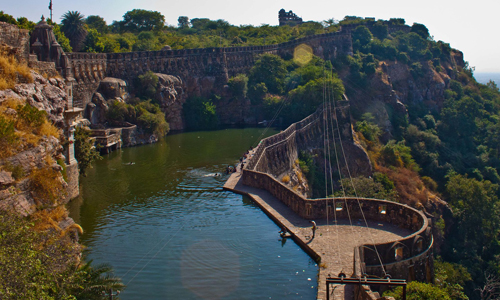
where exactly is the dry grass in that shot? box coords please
[377,166,428,207]
[0,98,61,158]
[29,166,65,206]
[0,48,33,90]
[32,206,67,231]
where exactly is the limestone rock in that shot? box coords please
[154,73,186,131]
[0,171,14,186]
[97,77,127,100]
[0,70,68,126]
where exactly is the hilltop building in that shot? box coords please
[279,9,303,26]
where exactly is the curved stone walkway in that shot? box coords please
[223,172,411,300]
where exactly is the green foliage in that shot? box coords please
[68,260,125,299]
[355,120,380,142]
[122,9,165,32]
[248,54,287,95]
[351,25,373,50]
[107,99,169,136]
[0,210,124,298]
[0,115,16,145]
[284,76,344,126]
[74,127,102,176]
[178,16,190,28]
[335,175,398,201]
[16,103,46,128]
[384,281,452,300]
[0,11,17,24]
[86,15,108,34]
[183,96,218,130]
[83,28,105,53]
[136,71,159,100]
[0,210,76,298]
[228,74,248,99]
[443,173,500,293]
[411,23,430,39]
[61,11,88,52]
[380,140,419,171]
[370,21,388,40]
[435,258,471,300]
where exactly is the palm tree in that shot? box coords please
[61,11,87,52]
[68,261,125,299]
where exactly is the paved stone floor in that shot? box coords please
[223,171,411,300]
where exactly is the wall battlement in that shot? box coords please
[241,104,433,283]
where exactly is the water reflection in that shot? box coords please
[70,128,318,299]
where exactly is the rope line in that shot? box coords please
[327,70,387,276]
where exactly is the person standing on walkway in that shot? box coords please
[310,220,317,238]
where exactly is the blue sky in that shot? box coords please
[4,0,500,72]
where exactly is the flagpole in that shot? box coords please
[49,0,53,21]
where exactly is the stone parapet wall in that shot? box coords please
[242,102,433,283]
[0,22,30,63]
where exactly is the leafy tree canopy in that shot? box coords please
[122,9,165,32]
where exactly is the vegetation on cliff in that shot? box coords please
[0,50,123,298]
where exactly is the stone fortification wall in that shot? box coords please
[0,22,30,63]
[66,29,352,109]
[242,104,433,283]
[247,102,352,176]
[66,53,107,108]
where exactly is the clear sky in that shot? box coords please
[3,0,499,72]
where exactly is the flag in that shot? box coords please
[48,0,52,10]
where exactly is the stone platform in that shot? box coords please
[223,171,410,300]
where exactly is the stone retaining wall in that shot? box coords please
[242,103,433,284]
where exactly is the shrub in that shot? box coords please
[74,127,102,176]
[384,281,451,299]
[183,96,218,130]
[0,48,33,90]
[29,166,64,205]
[228,74,248,99]
[281,175,291,184]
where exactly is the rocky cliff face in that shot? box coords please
[0,71,69,127]
[0,70,74,215]
[345,50,464,140]
[154,73,186,130]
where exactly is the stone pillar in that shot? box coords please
[63,78,82,201]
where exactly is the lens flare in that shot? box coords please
[294,44,313,66]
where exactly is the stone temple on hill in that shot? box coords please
[279,9,303,26]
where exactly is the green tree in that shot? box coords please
[183,96,218,130]
[248,54,287,95]
[122,9,165,32]
[0,210,79,298]
[371,21,388,40]
[74,126,102,176]
[411,23,430,39]
[443,173,500,293]
[384,281,452,300]
[61,11,87,51]
[178,16,190,28]
[86,15,108,34]
[136,71,159,100]
[351,25,373,50]
[83,28,105,53]
[0,11,17,25]
[228,74,248,99]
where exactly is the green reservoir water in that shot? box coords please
[69,128,318,299]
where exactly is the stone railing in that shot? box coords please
[241,105,433,283]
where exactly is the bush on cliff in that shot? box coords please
[183,96,218,130]
[74,126,102,176]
